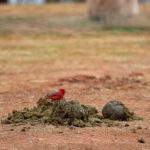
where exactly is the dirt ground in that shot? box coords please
[0,3,150,150]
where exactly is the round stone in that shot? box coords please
[102,100,132,120]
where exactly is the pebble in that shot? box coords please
[138,137,145,144]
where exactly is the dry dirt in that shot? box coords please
[0,69,150,150]
[0,3,150,150]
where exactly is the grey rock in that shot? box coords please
[102,100,132,120]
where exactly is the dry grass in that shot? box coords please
[0,3,85,17]
[0,3,149,69]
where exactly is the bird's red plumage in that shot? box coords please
[45,89,65,101]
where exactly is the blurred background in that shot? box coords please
[0,0,150,4]
[0,0,150,33]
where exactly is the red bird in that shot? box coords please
[45,89,65,101]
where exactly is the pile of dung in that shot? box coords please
[1,99,140,127]
[1,100,102,127]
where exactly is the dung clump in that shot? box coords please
[1,99,101,127]
[1,98,140,127]
[102,100,136,121]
